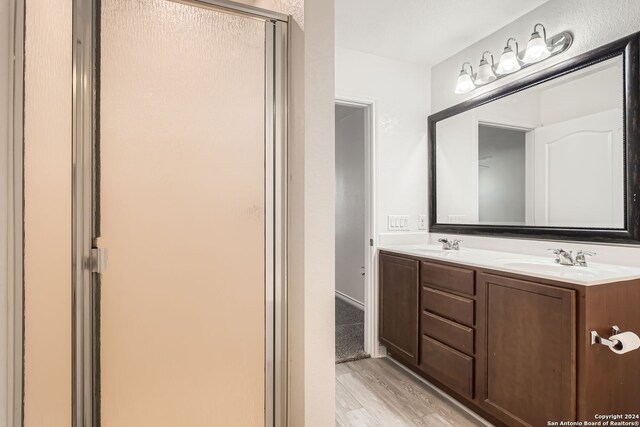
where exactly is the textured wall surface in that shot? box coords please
[432,0,640,111]
[336,47,430,246]
[429,0,640,265]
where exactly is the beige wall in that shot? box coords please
[237,1,337,425]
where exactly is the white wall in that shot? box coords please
[431,0,640,112]
[335,106,365,304]
[336,47,429,245]
[0,0,9,425]
[430,0,640,266]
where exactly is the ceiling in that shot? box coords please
[336,0,550,66]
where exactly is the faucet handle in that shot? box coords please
[575,250,595,267]
[438,238,449,243]
[577,250,596,256]
[548,248,574,265]
[451,239,462,249]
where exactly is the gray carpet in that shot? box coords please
[335,297,369,364]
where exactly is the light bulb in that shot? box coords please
[496,46,521,75]
[475,57,496,85]
[454,69,475,94]
[523,30,551,63]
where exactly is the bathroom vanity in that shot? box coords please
[379,246,640,427]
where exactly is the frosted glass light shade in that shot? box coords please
[475,59,497,85]
[455,70,475,94]
[523,32,551,63]
[496,47,521,74]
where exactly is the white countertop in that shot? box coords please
[378,244,640,286]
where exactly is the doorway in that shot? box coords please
[334,99,376,363]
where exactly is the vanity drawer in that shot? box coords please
[421,261,475,296]
[421,335,474,399]
[422,286,474,327]
[421,311,474,356]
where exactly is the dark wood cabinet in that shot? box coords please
[422,286,474,327]
[378,250,640,427]
[379,253,420,364]
[421,335,474,399]
[476,274,576,427]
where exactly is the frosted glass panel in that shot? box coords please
[23,1,72,426]
[100,1,266,426]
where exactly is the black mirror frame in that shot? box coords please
[428,32,640,244]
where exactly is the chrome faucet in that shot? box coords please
[548,249,596,266]
[575,250,596,267]
[438,238,462,250]
[549,248,575,266]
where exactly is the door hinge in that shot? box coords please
[370,239,374,247]
[90,248,108,274]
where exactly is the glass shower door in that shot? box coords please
[95,1,276,425]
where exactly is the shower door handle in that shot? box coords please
[90,248,108,274]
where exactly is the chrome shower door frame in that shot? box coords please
[8,0,25,426]
[71,1,288,426]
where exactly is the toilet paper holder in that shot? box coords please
[590,325,622,348]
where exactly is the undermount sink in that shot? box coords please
[498,259,619,278]
[411,247,445,253]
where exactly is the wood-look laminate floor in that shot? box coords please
[336,357,488,427]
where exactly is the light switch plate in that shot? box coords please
[388,215,410,231]
[418,215,427,230]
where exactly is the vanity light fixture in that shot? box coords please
[523,23,551,63]
[454,62,476,94]
[453,24,572,94]
[475,51,497,85]
[496,38,521,75]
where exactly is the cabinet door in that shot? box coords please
[379,254,420,364]
[477,273,576,427]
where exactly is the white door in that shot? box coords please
[533,109,624,228]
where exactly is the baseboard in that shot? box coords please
[386,356,494,427]
[335,290,364,310]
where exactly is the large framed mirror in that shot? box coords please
[428,32,640,243]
